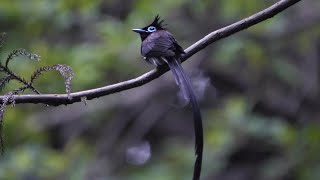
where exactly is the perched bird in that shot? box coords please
[133,15,203,180]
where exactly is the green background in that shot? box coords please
[0,0,319,179]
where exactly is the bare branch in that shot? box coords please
[0,0,302,106]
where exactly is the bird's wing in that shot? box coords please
[141,31,177,57]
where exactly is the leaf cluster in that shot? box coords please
[0,33,74,154]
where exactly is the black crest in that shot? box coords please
[145,15,166,30]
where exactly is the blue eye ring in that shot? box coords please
[147,26,156,32]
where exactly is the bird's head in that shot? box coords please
[132,15,165,41]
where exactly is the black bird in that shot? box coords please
[133,15,203,180]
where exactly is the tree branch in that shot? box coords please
[0,0,301,106]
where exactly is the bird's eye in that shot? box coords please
[147,26,156,32]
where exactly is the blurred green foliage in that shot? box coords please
[0,0,319,180]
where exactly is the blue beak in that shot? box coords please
[132,29,146,33]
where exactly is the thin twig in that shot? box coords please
[0,0,301,106]
[0,65,41,94]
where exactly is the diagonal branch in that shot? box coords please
[0,0,302,106]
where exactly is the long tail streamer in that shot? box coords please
[166,58,203,180]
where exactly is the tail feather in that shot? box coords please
[166,60,190,103]
[166,58,203,180]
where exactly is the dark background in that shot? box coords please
[0,0,319,179]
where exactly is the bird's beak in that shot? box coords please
[132,29,146,33]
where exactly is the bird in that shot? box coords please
[133,15,203,180]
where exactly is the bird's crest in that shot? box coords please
[146,15,166,30]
